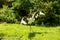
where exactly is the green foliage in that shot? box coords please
[0,6,18,23]
[32,0,60,26]
[0,0,60,26]
[35,15,45,25]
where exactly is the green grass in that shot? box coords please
[0,24,60,40]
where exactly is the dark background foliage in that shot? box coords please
[0,0,60,26]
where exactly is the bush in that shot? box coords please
[0,6,19,23]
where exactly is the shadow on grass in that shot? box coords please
[26,23,58,27]
[0,33,5,40]
[35,24,59,27]
[28,32,35,39]
[28,32,48,40]
[44,24,59,27]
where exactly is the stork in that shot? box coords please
[20,11,45,25]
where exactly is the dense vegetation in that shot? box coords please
[0,0,60,26]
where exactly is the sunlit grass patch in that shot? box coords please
[0,24,60,40]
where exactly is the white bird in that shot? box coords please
[20,17,27,24]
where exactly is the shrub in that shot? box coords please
[0,6,19,23]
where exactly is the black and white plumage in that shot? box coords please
[20,11,45,25]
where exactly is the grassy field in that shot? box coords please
[0,24,60,40]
